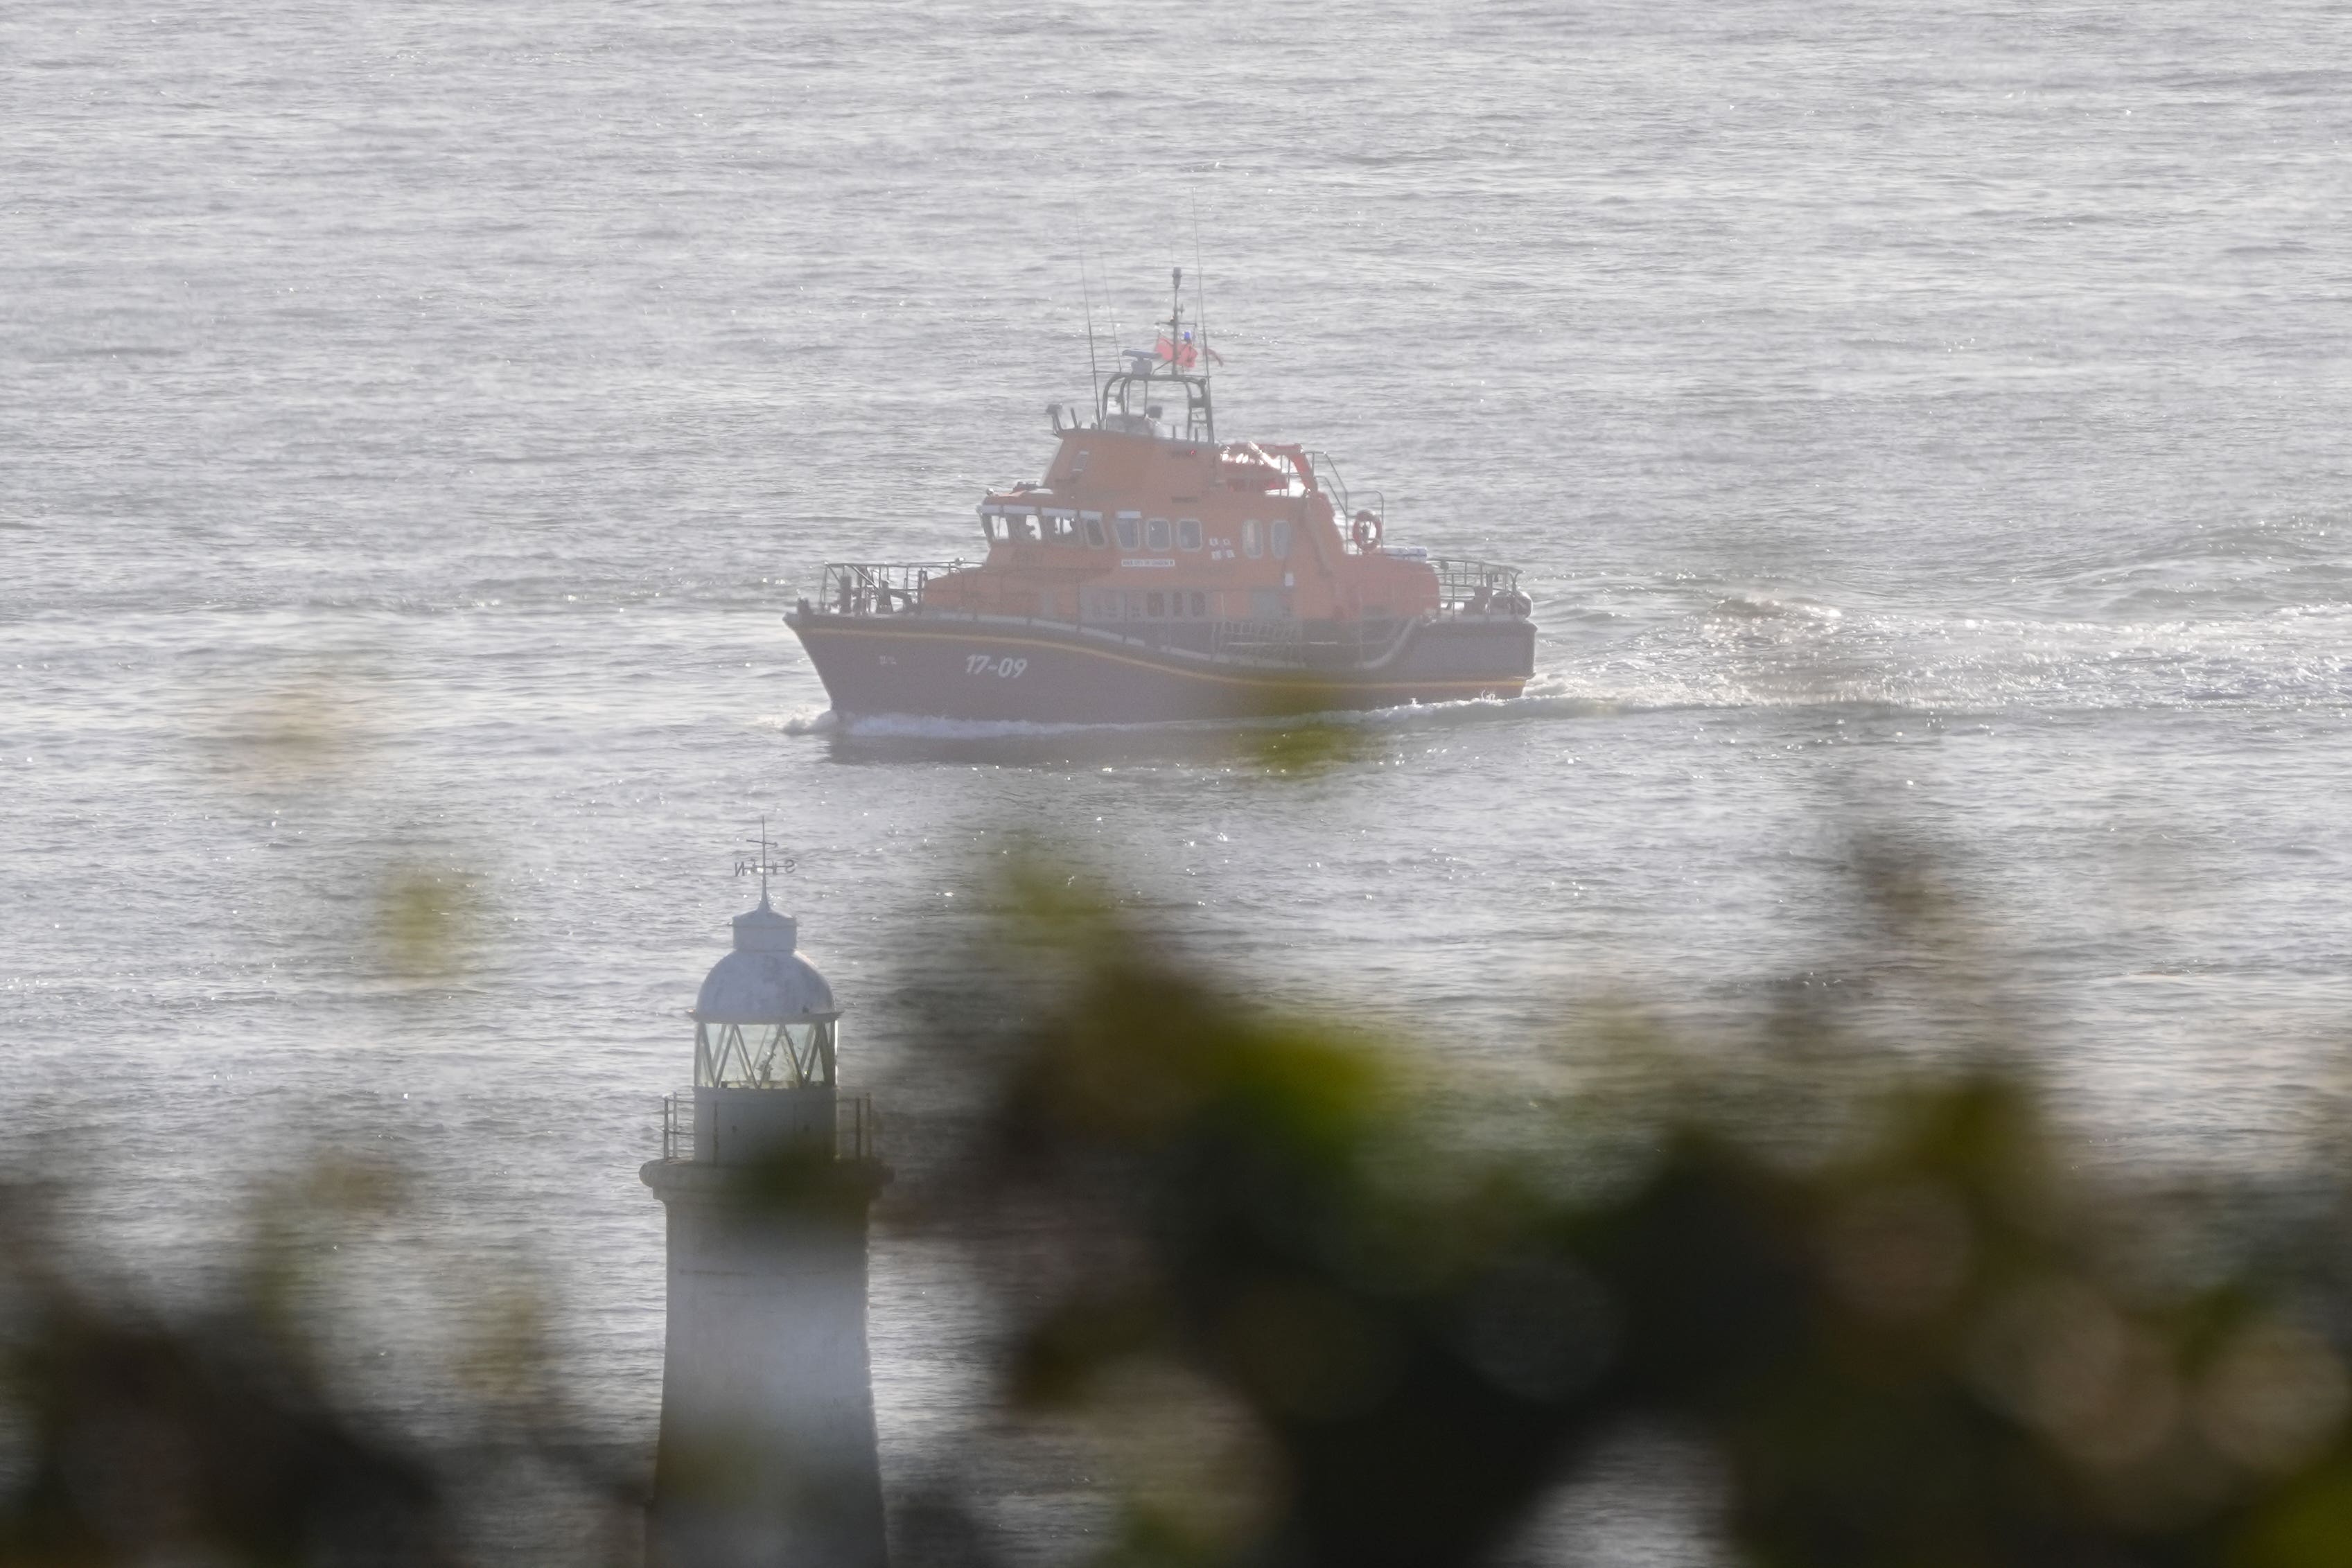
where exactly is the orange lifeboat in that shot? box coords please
[789,273,1534,723]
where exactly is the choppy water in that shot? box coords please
[6,0,2350,1557]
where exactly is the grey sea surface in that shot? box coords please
[5,0,2350,1558]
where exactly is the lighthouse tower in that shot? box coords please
[643,844,888,1568]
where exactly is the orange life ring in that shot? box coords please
[1351,510,1382,552]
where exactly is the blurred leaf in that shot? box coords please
[376,864,484,980]
[1247,714,1367,777]
[203,662,374,791]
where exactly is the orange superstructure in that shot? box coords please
[924,423,1450,631]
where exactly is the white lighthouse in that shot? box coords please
[643,843,888,1568]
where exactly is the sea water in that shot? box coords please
[5,1,2349,1558]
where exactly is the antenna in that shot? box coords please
[734,816,796,908]
[1104,258,1119,365]
[1192,200,1210,365]
[1081,261,1101,415]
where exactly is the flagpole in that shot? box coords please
[1193,199,1209,366]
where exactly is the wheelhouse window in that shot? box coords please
[1046,510,1077,544]
[1242,520,1262,558]
[1270,519,1293,558]
[1115,512,1141,550]
[1082,511,1107,547]
[1016,512,1042,543]
[982,509,1009,544]
[1145,518,1171,551]
[1177,518,1202,552]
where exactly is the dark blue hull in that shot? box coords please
[787,610,1536,724]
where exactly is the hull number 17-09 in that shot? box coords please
[965,654,1029,678]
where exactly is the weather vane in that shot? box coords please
[734,816,796,906]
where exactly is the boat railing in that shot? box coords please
[1430,557,1527,615]
[815,561,970,616]
[1308,450,1351,520]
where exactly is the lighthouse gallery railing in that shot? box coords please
[659,1091,882,1163]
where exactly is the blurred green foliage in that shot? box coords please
[376,865,485,982]
[198,655,493,989]
[1245,710,1369,776]
[0,1174,456,1567]
[207,664,374,791]
[12,847,2352,1566]
[0,1159,639,1567]
[908,866,2352,1568]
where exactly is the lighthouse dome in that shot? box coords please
[693,900,836,1023]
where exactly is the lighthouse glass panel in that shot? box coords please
[695,1019,837,1089]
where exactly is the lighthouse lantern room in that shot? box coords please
[671,831,863,1166]
[692,899,839,1089]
